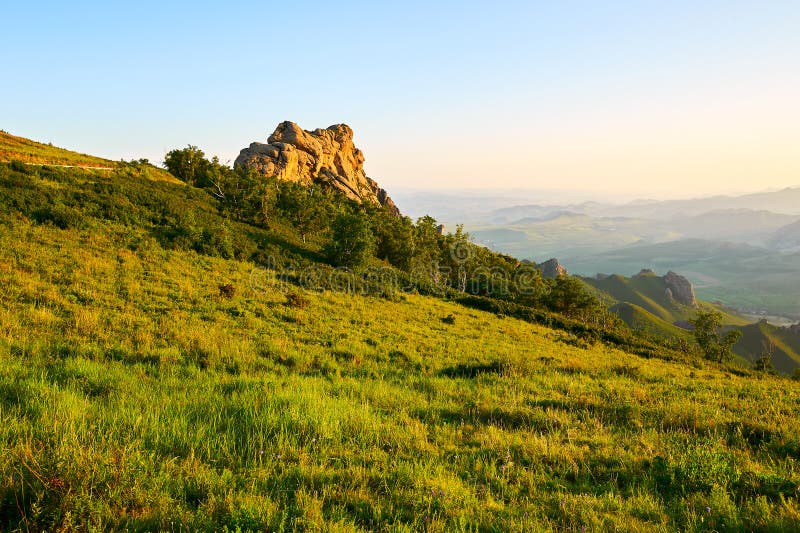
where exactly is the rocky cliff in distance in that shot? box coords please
[235,121,399,214]
[663,271,697,306]
[631,269,697,306]
[537,258,568,279]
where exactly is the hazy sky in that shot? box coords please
[2,1,798,199]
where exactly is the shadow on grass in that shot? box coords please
[438,361,504,379]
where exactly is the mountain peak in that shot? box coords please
[538,258,568,278]
[235,121,399,214]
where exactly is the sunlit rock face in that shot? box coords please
[235,121,399,214]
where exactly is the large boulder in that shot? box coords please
[235,122,399,214]
[664,271,696,306]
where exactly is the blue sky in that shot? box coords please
[2,1,799,198]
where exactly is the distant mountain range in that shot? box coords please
[404,187,800,321]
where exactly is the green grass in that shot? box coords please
[3,220,800,531]
[609,302,692,339]
[1,160,800,530]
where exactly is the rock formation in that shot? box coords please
[235,121,399,214]
[664,271,696,306]
[538,258,568,279]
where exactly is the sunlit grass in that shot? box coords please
[1,218,800,531]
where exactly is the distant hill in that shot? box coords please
[583,269,747,327]
[608,302,691,339]
[582,268,800,373]
[770,219,800,251]
[609,188,800,218]
[729,321,800,374]
[668,209,799,245]
[565,239,800,319]
[479,188,800,225]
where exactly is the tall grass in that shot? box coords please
[1,215,799,531]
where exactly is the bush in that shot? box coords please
[31,204,85,229]
[10,160,28,173]
[285,291,310,309]
[441,314,456,325]
[219,284,236,299]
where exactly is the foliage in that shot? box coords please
[691,310,743,363]
[163,145,213,186]
[543,274,601,318]
[371,208,414,271]
[324,211,376,269]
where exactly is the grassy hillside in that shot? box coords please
[581,271,800,374]
[730,321,800,375]
[2,159,800,530]
[0,130,181,184]
[609,302,692,339]
[0,130,113,167]
[583,271,747,326]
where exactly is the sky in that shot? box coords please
[2,1,799,200]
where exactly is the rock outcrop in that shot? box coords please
[664,271,696,306]
[538,258,568,279]
[235,121,399,214]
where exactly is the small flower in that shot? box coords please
[705,506,712,514]
[259,450,264,455]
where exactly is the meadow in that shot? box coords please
[1,161,800,531]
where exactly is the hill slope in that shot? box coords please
[583,269,800,374]
[583,270,747,326]
[0,130,181,183]
[730,321,800,374]
[1,151,800,530]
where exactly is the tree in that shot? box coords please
[409,215,444,283]
[164,145,210,186]
[542,276,599,318]
[275,182,330,243]
[689,310,742,363]
[753,339,775,372]
[324,212,376,269]
[371,208,414,271]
